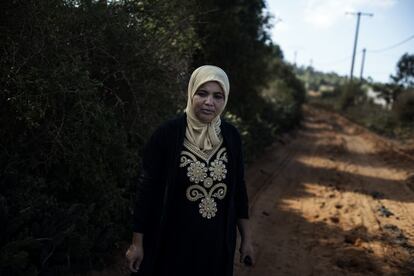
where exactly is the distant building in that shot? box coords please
[319,84,335,93]
[366,86,390,109]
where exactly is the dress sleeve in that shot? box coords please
[235,130,249,219]
[132,126,166,233]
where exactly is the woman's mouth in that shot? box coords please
[201,109,214,114]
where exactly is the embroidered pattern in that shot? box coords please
[209,159,227,181]
[199,198,217,219]
[187,161,207,183]
[203,177,213,188]
[183,139,223,163]
[180,141,228,219]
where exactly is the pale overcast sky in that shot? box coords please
[266,0,414,83]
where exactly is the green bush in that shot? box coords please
[192,1,305,161]
[1,0,305,274]
[309,84,414,139]
[393,89,414,123]
[338,82,365,111]
[1,1,195,274]
[345,103,396,136]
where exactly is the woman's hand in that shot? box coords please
[237,219,255,266]
[239,238,255,266]
[126,244,143,272]
[126,232,144,272]
[126,244,144,273]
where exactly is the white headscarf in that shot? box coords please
[185,65,230,151]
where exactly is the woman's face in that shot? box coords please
[192,81,225,123]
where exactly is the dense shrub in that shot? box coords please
[191,3,305,159]
[1,0,305,274]
[1,0,195,274]
[309,83,414,139]
[338,82,365,111]
[393,89,414,123]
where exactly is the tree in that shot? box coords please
[1,0,306,273]
[192,0,274,115]
[392,89,414,123]
[0,0,196,274]
[391,53,414,87]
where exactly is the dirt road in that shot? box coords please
[235,106,414,276]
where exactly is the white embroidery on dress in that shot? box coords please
[180,142,228,219]
[199,198,217,219]
[209,159,227,181]
[186,183,227,219]
[187,161,207,183]
[183,139,223,163]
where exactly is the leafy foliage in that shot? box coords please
[309,84,413,140]
[393,89,414,123]
[295,65,348,92]
[1,0,195,274]
[191,1,305,160]
[391,53,414,87]
[371,82,402,106]
[337,82,366,111]
[1,0,304,274]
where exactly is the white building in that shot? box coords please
[366,86,391,109]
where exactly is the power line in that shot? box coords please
[311,35,413,70]
[316,34,413,67]
[367,34,414,53]
[317,54,354,66]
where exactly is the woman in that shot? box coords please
[125,65,254,276]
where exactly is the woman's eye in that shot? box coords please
[196,91,207,97]
[214,94,224,100]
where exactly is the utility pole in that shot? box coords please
[293,51,297,67]
[360,48,366,81]
[346,11,373,81]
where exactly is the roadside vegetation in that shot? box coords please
[299,53,414,142]
[0,0,305,275]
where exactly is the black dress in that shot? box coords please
[132,114,248,276]
[154,139,229,276]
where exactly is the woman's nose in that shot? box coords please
[204,95,213,105]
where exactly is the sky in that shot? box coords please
[266,0,414,83]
